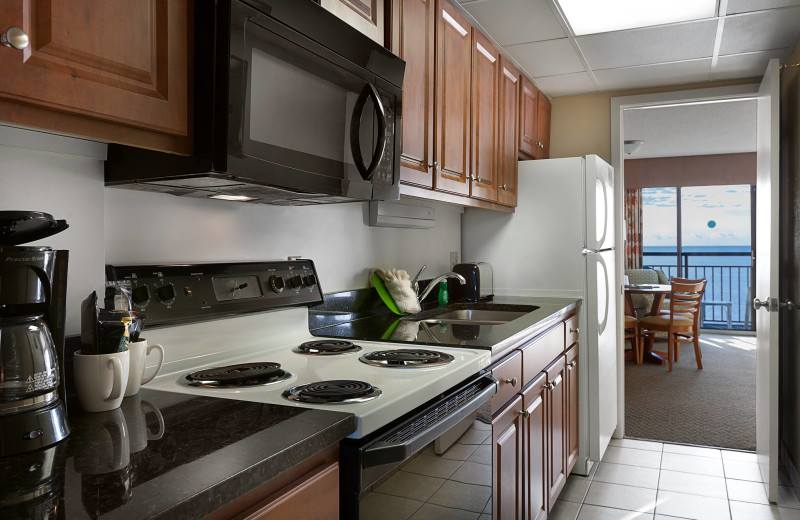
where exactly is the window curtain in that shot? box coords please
[625,188,643,269]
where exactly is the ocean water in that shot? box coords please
[641,245,753,329]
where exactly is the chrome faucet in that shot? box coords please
[417,272,467,303]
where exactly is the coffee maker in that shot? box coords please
[0,211,70,456]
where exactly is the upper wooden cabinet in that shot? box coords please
[470,31,500,202]
[497,57,520,207]
[0,0,191,154]
[390,0,435,189]
[519,75,551,160]
[434,0,472,196]
[320,0,385,44]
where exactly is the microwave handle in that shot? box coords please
[350,82,387,181]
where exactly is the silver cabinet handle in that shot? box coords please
[468,174,476,181]
[500,184,508,190]
[570,327,579,335]
[518,409,530,418]
[504,377,518,387]
[428,161,439,170]
[476,176,483,183]
[1,26,28,50]
[567,361,576,370]
[545,382,555,391]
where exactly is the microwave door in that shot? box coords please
[237,15,379,198]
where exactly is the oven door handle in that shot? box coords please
[362,375,498,468]
[350,82,387,182]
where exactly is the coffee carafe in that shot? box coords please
[0,211,70,456]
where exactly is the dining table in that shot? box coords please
[624,283,672,365]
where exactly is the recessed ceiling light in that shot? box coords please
[556,0,717,36]
[209,194,258,202]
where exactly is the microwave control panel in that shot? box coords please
[105,260,323,327]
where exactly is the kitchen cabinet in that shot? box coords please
[546,355,568,509]
[319,0,385,44]
[490,313,578,520]
[469,31,500,202]
[522,373,548,520]
[519,76,550,160]
[0,0,191,154]
[492,395,524,520]
[390,0,435,189]
[566,343,579,474]
[497,57,520,207]
[210,446,339,520]
[434,0,472,196]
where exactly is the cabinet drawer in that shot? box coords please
[491,350,523,412]
[521,323,565,386]
[565,315,579,348]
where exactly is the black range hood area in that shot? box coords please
[105,0,405,206]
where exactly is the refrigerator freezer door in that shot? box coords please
[585,248,617,461]
[585,155,615,251]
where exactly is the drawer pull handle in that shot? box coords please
[545,382,555,391]
[567,361,576,370]
[518,409,530,418]
[570,327,579,335]
[504,377,518,387]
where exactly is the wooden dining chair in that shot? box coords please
[637,278,707,372]
[624,315,641,364]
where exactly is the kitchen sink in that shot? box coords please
[407,303,538,326]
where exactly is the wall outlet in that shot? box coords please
[450,251,459,269]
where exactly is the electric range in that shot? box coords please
[106,260,493,438]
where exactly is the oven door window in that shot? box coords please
[237,16,393,198]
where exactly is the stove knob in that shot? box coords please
[269,276,285,293]
[289,275,303,289]
[131,285,151,307]
[304,274,317,287]
[156,284,176,304]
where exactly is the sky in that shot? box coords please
[641,185,751,247]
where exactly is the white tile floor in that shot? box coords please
[551,438,800,520]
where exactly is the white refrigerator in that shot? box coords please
[462,154,617,474]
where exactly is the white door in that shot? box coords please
[585,155,615,251]
[754,58,780,502]
[585,248,617,461]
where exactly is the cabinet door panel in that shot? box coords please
[320,0,384,44]
[391,0,435,188]
[493,395,524,520]
[0,0,189,151]
[497,57,519,206]
[470,31,499,202]
[519,76,538,159]
[566,344,579,474]
[537,93,551,159]
[435,0,471,196]
[240,462,339,520]
[523,373,548,520]
[547,356,568,509]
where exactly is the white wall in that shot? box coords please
[1,127,461,336]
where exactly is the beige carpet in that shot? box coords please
[624,333,756,450]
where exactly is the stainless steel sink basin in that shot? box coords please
[410,304,538,326]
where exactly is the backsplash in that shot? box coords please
[0,126,461,335]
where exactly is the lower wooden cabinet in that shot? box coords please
[546,356,568,510]
[566,344,579,474]
[523,373,548,520]
[492,395,524,520]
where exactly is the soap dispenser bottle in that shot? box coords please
[438,280,449,307]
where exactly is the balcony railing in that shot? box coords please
[643,251,753,331]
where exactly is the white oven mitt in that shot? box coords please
[371,268,421,314]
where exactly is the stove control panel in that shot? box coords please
[105,260,324,327]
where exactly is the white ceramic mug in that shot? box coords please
[125,339,165,396]
[73,407,130,474]
[74,350,130,412]
[120,394,165,453]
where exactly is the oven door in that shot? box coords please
[227,1,399,201]
[340,373,497,519]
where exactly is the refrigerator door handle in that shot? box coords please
[582,248,599,255]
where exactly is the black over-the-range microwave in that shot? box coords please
[105,0,405,205]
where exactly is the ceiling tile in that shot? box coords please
[726,0,800,15]
[576,20,718,70]
[712,50,788,80]
[461,0,565,46]
[720,6,800,54]
[594,59,712,91]
[505,39,585,77]
[533,72,597,97]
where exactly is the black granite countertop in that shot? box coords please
[310,290,581,360]
[0,389,356,520]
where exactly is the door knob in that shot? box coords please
[753,297,779,312]
[1,26,28,50]
[781,301,796,311]
[753,298,769,311]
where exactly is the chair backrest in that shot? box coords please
[669,277,707,325]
